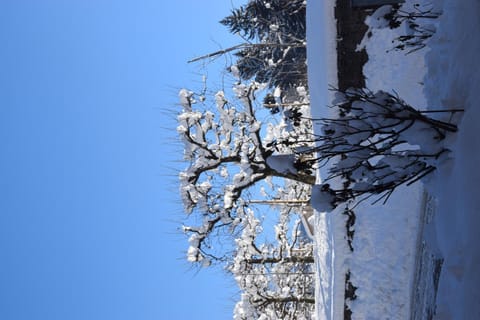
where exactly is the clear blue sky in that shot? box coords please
[0,1,244,319]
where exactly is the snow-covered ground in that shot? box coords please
[306,0,338,318]
[422,1,480,318]
[307,0,480,319]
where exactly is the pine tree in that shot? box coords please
[220,0,307,96]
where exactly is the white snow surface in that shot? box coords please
[346,185,423,320]
[308,0,480,319]
[422,1,480,318]
[306,0,338,318]
[266,154,298,175]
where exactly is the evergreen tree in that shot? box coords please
[220,0,307,96]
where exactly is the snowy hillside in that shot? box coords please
[307,0,480,319]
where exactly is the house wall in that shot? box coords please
[335,0,370,90]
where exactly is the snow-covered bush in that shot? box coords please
[307,89,458,209]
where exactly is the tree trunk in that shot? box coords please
[245,256,314,264]
[271,170,316,185]
[254,296,316,304]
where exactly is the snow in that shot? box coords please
[306,0,339,317]
[266,154,297,175]
[179,88,194,110]
[421,1,480,318]
[361,4,428,108]
[346,185,423,319]
[311,185,336,213]
[308,0,480,318]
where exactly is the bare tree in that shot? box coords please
[289,89,459,210]
[230,206,315,320]
[178,82,315,263]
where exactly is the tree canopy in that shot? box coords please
[219,0,307,96]
[178,82,314,263]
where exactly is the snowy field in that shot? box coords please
[307,0,480,319]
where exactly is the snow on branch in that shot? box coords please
[230,205,315,320]
[177,82,315,263]
[304,89,459,210]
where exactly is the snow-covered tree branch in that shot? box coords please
[178,82,315,263]
[230,206,315,319]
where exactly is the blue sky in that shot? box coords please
[0,1,245,319]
